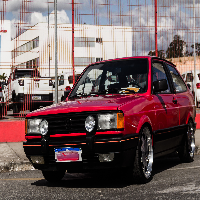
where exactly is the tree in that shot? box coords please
[0,73,7,80]
[191,43,200,56]
[148,50,165,59]
[166,35,186,58]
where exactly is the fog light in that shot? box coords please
[99,153,114,162]
[30,156,45,164]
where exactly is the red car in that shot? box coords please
[23,56,196,183]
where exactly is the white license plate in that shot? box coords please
[32,96,41,100]
[55,147,82,162]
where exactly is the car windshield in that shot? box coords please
[69,58,148,99]
[15,70,40,78]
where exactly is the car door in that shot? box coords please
[152,61,179,156]
[166,63,193,126]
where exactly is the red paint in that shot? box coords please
[196,114,200,129]
[0,121,25,142]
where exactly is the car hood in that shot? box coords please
[27,94,142,117]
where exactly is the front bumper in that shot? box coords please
[17,93,53,105]
[23,134,139,172]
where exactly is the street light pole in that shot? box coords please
[155,0,158,57]
[193,0,197,107]
[72,0,75,85]
[48,0,50,77]
[54,0,58,104]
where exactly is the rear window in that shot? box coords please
[186,73,193,82]
[198,74,200,80]
[68,75,80,84]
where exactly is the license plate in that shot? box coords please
[55,147,82,162]
[32,96,41,100]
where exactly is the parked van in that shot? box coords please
[182,70,200,107]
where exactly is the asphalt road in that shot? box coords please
[1,155,200,199]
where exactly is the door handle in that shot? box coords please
[173,99,177,104]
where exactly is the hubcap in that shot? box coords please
[187,121,195,158]
[140,127,153,179]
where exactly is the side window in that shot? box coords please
[167,64,187,93]
[186,73,193,82]
[152,62,171,93]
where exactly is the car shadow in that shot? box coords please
[31,153,182,188]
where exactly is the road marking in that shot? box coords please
[0,178,44,181]
[167,165,200,171]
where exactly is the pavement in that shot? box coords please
[0,130,200,173]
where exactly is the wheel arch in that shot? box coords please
[136,115,153,134]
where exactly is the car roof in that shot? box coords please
[88,56,176,67]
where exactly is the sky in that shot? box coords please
[0,0,200,56]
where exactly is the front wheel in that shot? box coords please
[179,120,195,162]
[129,126,153,183]
[42,170,66,182]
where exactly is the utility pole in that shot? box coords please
[72,0,75,85]
[155,0,158,57]
[54,0,58,104]
[194,0,197,107]
[48,0,50,77]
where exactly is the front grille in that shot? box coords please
[42,112,95,135]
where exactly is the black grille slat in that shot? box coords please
[44,112,93,135]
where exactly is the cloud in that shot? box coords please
[30,10,70,25]
[10,10,70,38]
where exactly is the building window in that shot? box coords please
[96,38,102,43]
[74,57,95,67]
[96,58,103,62]
[12,36,39,59]
[74,37,95,47]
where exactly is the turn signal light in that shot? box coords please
[117,113,124,129]
[197,83,200,89]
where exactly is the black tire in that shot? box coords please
[127,126,153,183]
[179,120,195,163]
[42,170,66,182]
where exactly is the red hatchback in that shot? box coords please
[23,56,196,183]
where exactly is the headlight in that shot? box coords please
[97,113,124,130]
[85,116,95,132]
[27,119,48,135]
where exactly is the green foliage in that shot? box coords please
[166,35,186,58]
[148,50,165,59]
[191,43,200,56]
[0,73,7,80]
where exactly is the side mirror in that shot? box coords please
[153,79,168,93]
[187,83,191,90]
[59,80,64,86]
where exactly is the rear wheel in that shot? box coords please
[42,170,66,182]
[128,126,153,183]
[179,120,195,162]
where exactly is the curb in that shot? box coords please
[0,160,34,173]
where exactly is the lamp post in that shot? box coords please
[72,0,75,85]
[54,0,58,104]
[193,0,197,107]
[155,0,158,57]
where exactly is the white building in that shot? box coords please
[0,20,11,77]
[11,23,133,77]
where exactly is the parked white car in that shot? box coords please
[6,68,53,114]
[182,70,200,107]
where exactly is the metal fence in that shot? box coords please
[0,0,200,118]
